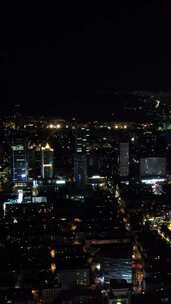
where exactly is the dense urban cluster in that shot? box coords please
[1,92,171,303]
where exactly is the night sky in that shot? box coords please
[1,2,171,118]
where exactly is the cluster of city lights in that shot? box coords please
[47,124,61,129]
[113,124,127,129]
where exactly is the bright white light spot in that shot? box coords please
[91,175,103,179]
[116,301,122,304]
[56,180,66,184]
[17,190,23,203]
[96,263,101,271]
[155,99,160,109]
[141,178,165,184]
[21,174,26,178]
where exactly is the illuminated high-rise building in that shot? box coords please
[12,139,28,183]
[28,143,54,179]
[119,142,129,177]
[74,153,87,185]
[75,127,91,153]
[41,143,54,179]
[140,157,166,184]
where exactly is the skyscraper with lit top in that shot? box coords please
[28,142,54,179]
[12,139,28,183]
[41,143,54,179]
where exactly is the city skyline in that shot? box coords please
[1,3,171,303]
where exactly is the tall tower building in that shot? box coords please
[74,127,91,153]
[28,143,54,179]
[41,143,54,179]
[119,143,129,177]
[12,139,28,183]
[74,153,87,186]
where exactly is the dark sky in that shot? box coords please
[1,2,171,118]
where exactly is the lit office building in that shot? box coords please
[74,153,87,185]
[28,143,54,179]
[119,143,129,177]
[140,157,166,184]
[41,143,54,179]
[12,140,28,183]
[74,127,91,153]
